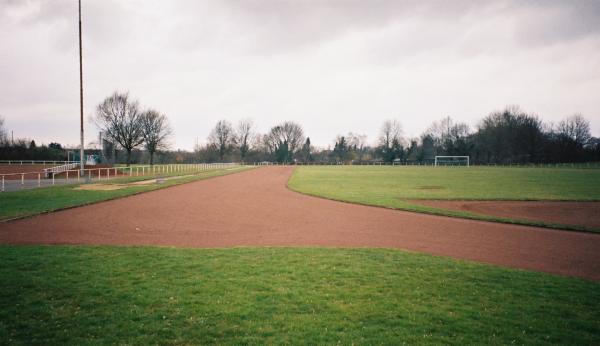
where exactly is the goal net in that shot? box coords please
[434,156,470,166]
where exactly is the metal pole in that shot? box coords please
[78,0,85,177]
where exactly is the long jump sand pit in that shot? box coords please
[409,200,600,230]
[1,166,599,280]
[73,174,197,190]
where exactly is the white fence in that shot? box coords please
[1,163,239,192]
[43,162,80,177]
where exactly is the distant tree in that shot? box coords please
[557,114,591,149]
[424,116,471,155]
[274,140,289,163]
[333,135,350,162]
[299,137,312,162]
[378,119,403,163]
[140,109,173,165]
[545,113,593,163]
[208,120,234,161]
[391,138,405,162]
[29,140,36,149]
[236,119,254,162]
[0,115,6,144]
[347,132,367,162]
[264,121,304,163]
[48,142,63,150]
[474,106,544,163]
[419,134,436,162]
[588,137,600,161]
[406,139,419,161]
[95,92,145,166]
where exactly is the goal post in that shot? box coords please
[434,156,470,166]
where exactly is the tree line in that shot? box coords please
[1,102,598,164]
[196,106,599,164]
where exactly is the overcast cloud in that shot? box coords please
[1,0,599,149]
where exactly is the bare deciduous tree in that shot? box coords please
[379,119,403,150]
[269,121,304,152]
[0,115,7,144]
[558,114,591,148]
[347,132,367,162]
[208,120,234,161]
[264,121,304,163]
[140,109,173,165]
[95,92,144,166]
[425,116,470,155]
[236,119,254,162]
[378,119,404,163]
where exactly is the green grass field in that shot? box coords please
[1,246,598,345]
[0,166,252,221]
[288,166,600,232]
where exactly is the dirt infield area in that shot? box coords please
[410,200,600,230]
[1,166,599,280]
[0,164,54,179]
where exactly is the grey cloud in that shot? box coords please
[1,0,138,51]
[515,0,600,46]
[169,0,487,55]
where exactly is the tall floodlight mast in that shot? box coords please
[78,0,84,175]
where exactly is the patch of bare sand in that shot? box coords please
[74,174,198,191]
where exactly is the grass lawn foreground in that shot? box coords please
[288,166,600,232]
[0,246,598,344]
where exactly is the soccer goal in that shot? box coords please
[434,156,470,166]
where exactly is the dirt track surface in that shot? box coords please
[1,166,600,280]
[0,164,53,179]
[409,200,600,230]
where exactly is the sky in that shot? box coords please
[1,0,599,150]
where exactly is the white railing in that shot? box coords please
[0,163,240,192]
[43,163,80,177]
